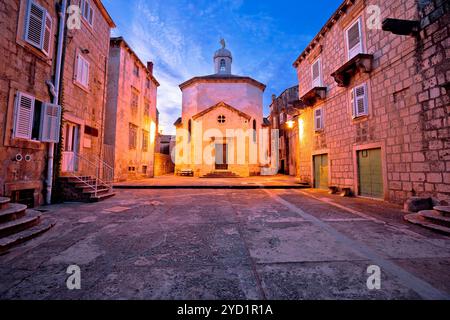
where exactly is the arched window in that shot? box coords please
[220,59,226,72]
[252,119,257,142]
[188,119,192,143]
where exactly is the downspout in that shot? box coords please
[46,0,67,204]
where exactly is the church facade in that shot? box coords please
[174,41,271,177]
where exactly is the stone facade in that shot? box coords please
[268,86,301,176]
[154,153,175,176]
[59,0,115,178]
[104,37,159,181]
[175,44,269,177]
[0,0,58,206]
[293,0,449,204]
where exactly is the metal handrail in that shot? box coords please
[68,152,114,198]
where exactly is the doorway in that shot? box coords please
[215,143,228,170]
[62,123,80,172]
[357,148,383,198]
[313,154,328,189]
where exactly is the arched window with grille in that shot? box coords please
[220,59,226,72]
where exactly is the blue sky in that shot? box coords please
[103,0,343,134]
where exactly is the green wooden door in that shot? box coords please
[313,154,328,189]
[358,148,383,198]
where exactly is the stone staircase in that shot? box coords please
[202,171,241,178]
[404,206,450,235]
[58,176,116,202]
[0,197,54,253]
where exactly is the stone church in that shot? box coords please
[174,41,271,177]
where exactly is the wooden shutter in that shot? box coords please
[75,55,89,87]
[314,108,323,131]
[14,92,35,140]
[312,59,321,87]
[88,5,94,26]
[82,58,90,87]
[353,84,368,117]
[39,103,61,142]
[25,1,46,48]
[347,19,362,59]
[42,12,52,56]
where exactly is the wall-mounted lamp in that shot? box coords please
[81,48,90,54]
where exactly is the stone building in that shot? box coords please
[0,0,59,207]
[58,0,115,185]
[268,86,301,176]
[174,41,269,177]
[104,37,159,181]
[293,0,449,204]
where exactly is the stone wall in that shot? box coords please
[294,0,449,204]
[0,0,57,206]
[154,153,175,176]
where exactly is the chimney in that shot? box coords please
[147,61,154,74]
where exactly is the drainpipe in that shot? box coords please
[46,0,67,204]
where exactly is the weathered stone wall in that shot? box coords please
[61,0,112,173]
[0,0,57,206]
[295,0,449,204]
[154,153,175,176]
[105,40,158,182]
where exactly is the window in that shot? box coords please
[133,63,139,77]
[142,130,149,152]
[217,115,226,124]
[128,166,136,172]
[24,1,53,56]
[188,119,192,143]
[346,18,363,60]
[146,78,151,89]
[220,59,226,72]
[13,91,61,142]
[144,101,150,118]
[314,107,324,131]
[142,165,148,174]
[351,83,369,118]
[311,58,322,87]
[75,54,90,88]
[81,0,94,26]
[129,123,138,149]
[252,119,257,142]
[131,90,139,115]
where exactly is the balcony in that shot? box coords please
[331,53,374,87]
[300,87,327,107]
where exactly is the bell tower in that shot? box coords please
[214,39,232,75]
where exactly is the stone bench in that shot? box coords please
[340,187,353,197]
[328,186,339,194]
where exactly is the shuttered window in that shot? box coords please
[81,0,94,26]
[346,18,363,60]
[314,107,324,131]
[142,130,149,152]
[351,83,369,118]
[13,92,61,142]
[75,54,90,88]
[14,92,35,140]
[129,124,138,149]
[24,1,52,56]
[131,91,139,115]
[144,101,150,118]
[311,58,322,88]
[39,103,61,142]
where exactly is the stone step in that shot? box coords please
[420,210,450,228]
[0,197,10,210]
[0,210,41,238]
[0,220,55,254]
[434,206,450,217]
[0,203,27,223]
[83,188,111,195]
[90,192,116,202]
[404,213,450,236]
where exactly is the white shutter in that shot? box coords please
[39,103,61,142]
[347,19,363,60]
[42,12,52,56]
[14,92,35,140]
[88,6,94,26]
[312,59,321,87]
[82,59,90,87]
[353,84,368,118]
[25,1,46,49]
[75,54,89,87]
[314,108,323,131]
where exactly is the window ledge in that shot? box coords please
[331,54,374,87]
[73,80,90,93]
[300,87,327,107]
